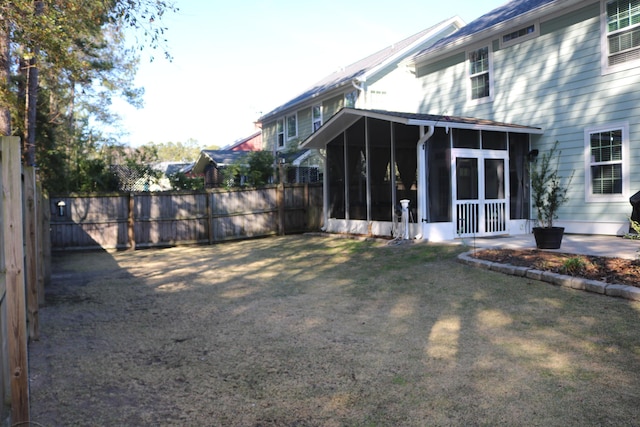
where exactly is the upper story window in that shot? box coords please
[286,114,297,139]
[312,105,322,132]
[584,123,629,201]
[345,91,358,108]
[603,0,640,72]
[501,22,539,48]
[468,46,492,101]
[276,119,284,148]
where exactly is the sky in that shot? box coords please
[114,0,508,148]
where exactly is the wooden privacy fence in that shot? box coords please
[0,137,50,424]
[50,183,323,250]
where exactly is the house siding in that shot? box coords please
[324,94,344,119]
[262,121,278,152]
[297,107,313,140]
[415,1,640,233]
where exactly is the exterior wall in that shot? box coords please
[415,2,640,235]
[262,121,278,153]
[297,106,313,141]
[366,65,422,112]
[230,133,262,151]
[323,93,345,119]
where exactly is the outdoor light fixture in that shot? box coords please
[57,200,66,217]
[527,149,539,162]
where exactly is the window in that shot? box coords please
[585,123,629,201]
[501,22,539,48]
[312,105,322,132]
[276,119,284,148]
[286,114,297,139]
[468,46,491,101]
[345,91,358,108]
[603,0,640,71]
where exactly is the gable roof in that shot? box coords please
[192,150,252,175]
[411,0,582,64]
[225,131,263,151]
[258,16,464,122]
[300,108,543,149]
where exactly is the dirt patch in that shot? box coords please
[29,236,640,426]
[472,249,640,288]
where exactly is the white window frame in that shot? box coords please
[286,113,297,140]
[584,122,630,202]
[500,21,539,48]
[312,104,322,132]
[467,44,494,104]
[601,0,640,74]
[276,119,284,149]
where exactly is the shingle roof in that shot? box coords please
[414,0,557,59]
[258,18,462,122]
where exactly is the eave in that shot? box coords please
[299,108,543,149]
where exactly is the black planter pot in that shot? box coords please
[533,227,565,249]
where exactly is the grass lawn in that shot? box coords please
[29,235,640,426]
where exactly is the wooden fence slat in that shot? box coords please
[49,184,324,250]
[2,137,29,423]
[24,167,38,340]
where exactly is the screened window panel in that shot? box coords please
[469,47,489,74]
[608,27,640,53]
[471,74,490,99]
[482,131,507,150]
[592,164,623,194]
[607,0,640,32]
[591,130,622,162]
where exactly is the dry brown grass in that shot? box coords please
[29,235,640,426]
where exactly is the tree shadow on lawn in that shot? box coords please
[29,236,640,426]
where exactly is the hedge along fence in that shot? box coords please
[50,183,323,251]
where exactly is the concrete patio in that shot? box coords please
[453,233,640,260]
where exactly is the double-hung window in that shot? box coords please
[468,46,492,101]
[286,114,297,140]
[312,105,322,132]
[603,0,640,71]
[585,123,629,201]
[276,119,284,148]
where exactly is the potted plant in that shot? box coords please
[530,141,573,249]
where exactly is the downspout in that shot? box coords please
[416,125,434,239]
[352,79,365,108]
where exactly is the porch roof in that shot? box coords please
[299,108,543,149]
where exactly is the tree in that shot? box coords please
[141,139,202,162]
[222,151,275,189]
[0,0,177,169]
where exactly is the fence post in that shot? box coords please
[38,186,50,301]
[23,166,38,340]
[278,164,285,236]
[207,191,213,245]
[2,136,30,423]
[128,193,135,250]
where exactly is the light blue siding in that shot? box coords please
[416,3,640,230]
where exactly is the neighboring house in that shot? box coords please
[300,0,640,241]
[152,162,194,191]
[256,17,466,173]
[226,130,263,151]
[192,150,252,188]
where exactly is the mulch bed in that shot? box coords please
[472,249,640,288]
